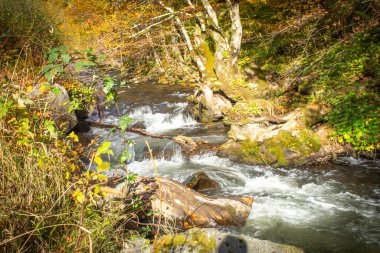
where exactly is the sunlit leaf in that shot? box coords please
[97,173,108,182]
[98,162,110,172]
[73,189,85,204]
[96,142,114,156]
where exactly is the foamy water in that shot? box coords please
[128,103,197,133]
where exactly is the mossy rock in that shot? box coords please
[149,228,304,253]
[265,130,322,166]
[220,129,322,167]
[154,229,217,253]
[241,140,278,165]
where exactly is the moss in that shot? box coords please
[265,131,301,166]
[266,130,320,165]
[278,244,305,253]
[239,129,322,166]
[241,140,277,165]
[155,230,216,253]
[299,129,322,153]
[242,139,260,157]
[172,234,187,246]
[226,205,237,216]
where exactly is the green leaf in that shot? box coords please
[83,47,93,54]
[48,52,59,62]
[74,61,84,72]
[0,101,10,119]
[119,115,132,132]
[96,142,114,156]
[50,45,67,53]
[51,87,60,96]
[61,53,71,64]
[119,152,131,163]
[44,71,53,81]
[74,60,96,72]
[96,54,107,63]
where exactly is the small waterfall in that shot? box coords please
[128,103,197,133]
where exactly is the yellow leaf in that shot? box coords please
[98,162,110,172]
[97,173,108,182]
[40,84,46,93]
[7,117,16,124]
[26,86,33,92]
[94,156,102,165]
[68,131,79,142]
[94,185,100,195]
[73,189,85,204]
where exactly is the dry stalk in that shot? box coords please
[145,141,163,253]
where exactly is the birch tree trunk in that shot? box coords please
[155,0,243,121]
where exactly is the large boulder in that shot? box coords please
[218,124,351,167]
[123,228,304,253]
[228,107,323,143]
[27,83,77,133]
[112,177,253,230]
[217,104,350,167]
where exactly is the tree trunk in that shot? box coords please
[154,0,243,121]
[227,0,242,75]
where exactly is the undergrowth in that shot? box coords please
[239,0,380,154]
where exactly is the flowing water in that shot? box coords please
[82,82,380,253]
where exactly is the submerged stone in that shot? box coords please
[184,172,220,192]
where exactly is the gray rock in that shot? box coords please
[123,228,304,253]
[27,83,77,133]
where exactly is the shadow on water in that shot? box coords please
[218,235,248,253]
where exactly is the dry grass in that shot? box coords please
[0,91,75,252]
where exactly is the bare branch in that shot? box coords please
[130,16,173,39]
[157,0,207,79]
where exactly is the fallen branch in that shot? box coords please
[89,121,173,140]
[88,121,213,155]
[247,116,288,125]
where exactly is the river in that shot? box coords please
[82,82,380,253]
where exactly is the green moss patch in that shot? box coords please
[241,130,322,166]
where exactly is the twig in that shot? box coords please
[89,122,173,140]
[146,141,162,253]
